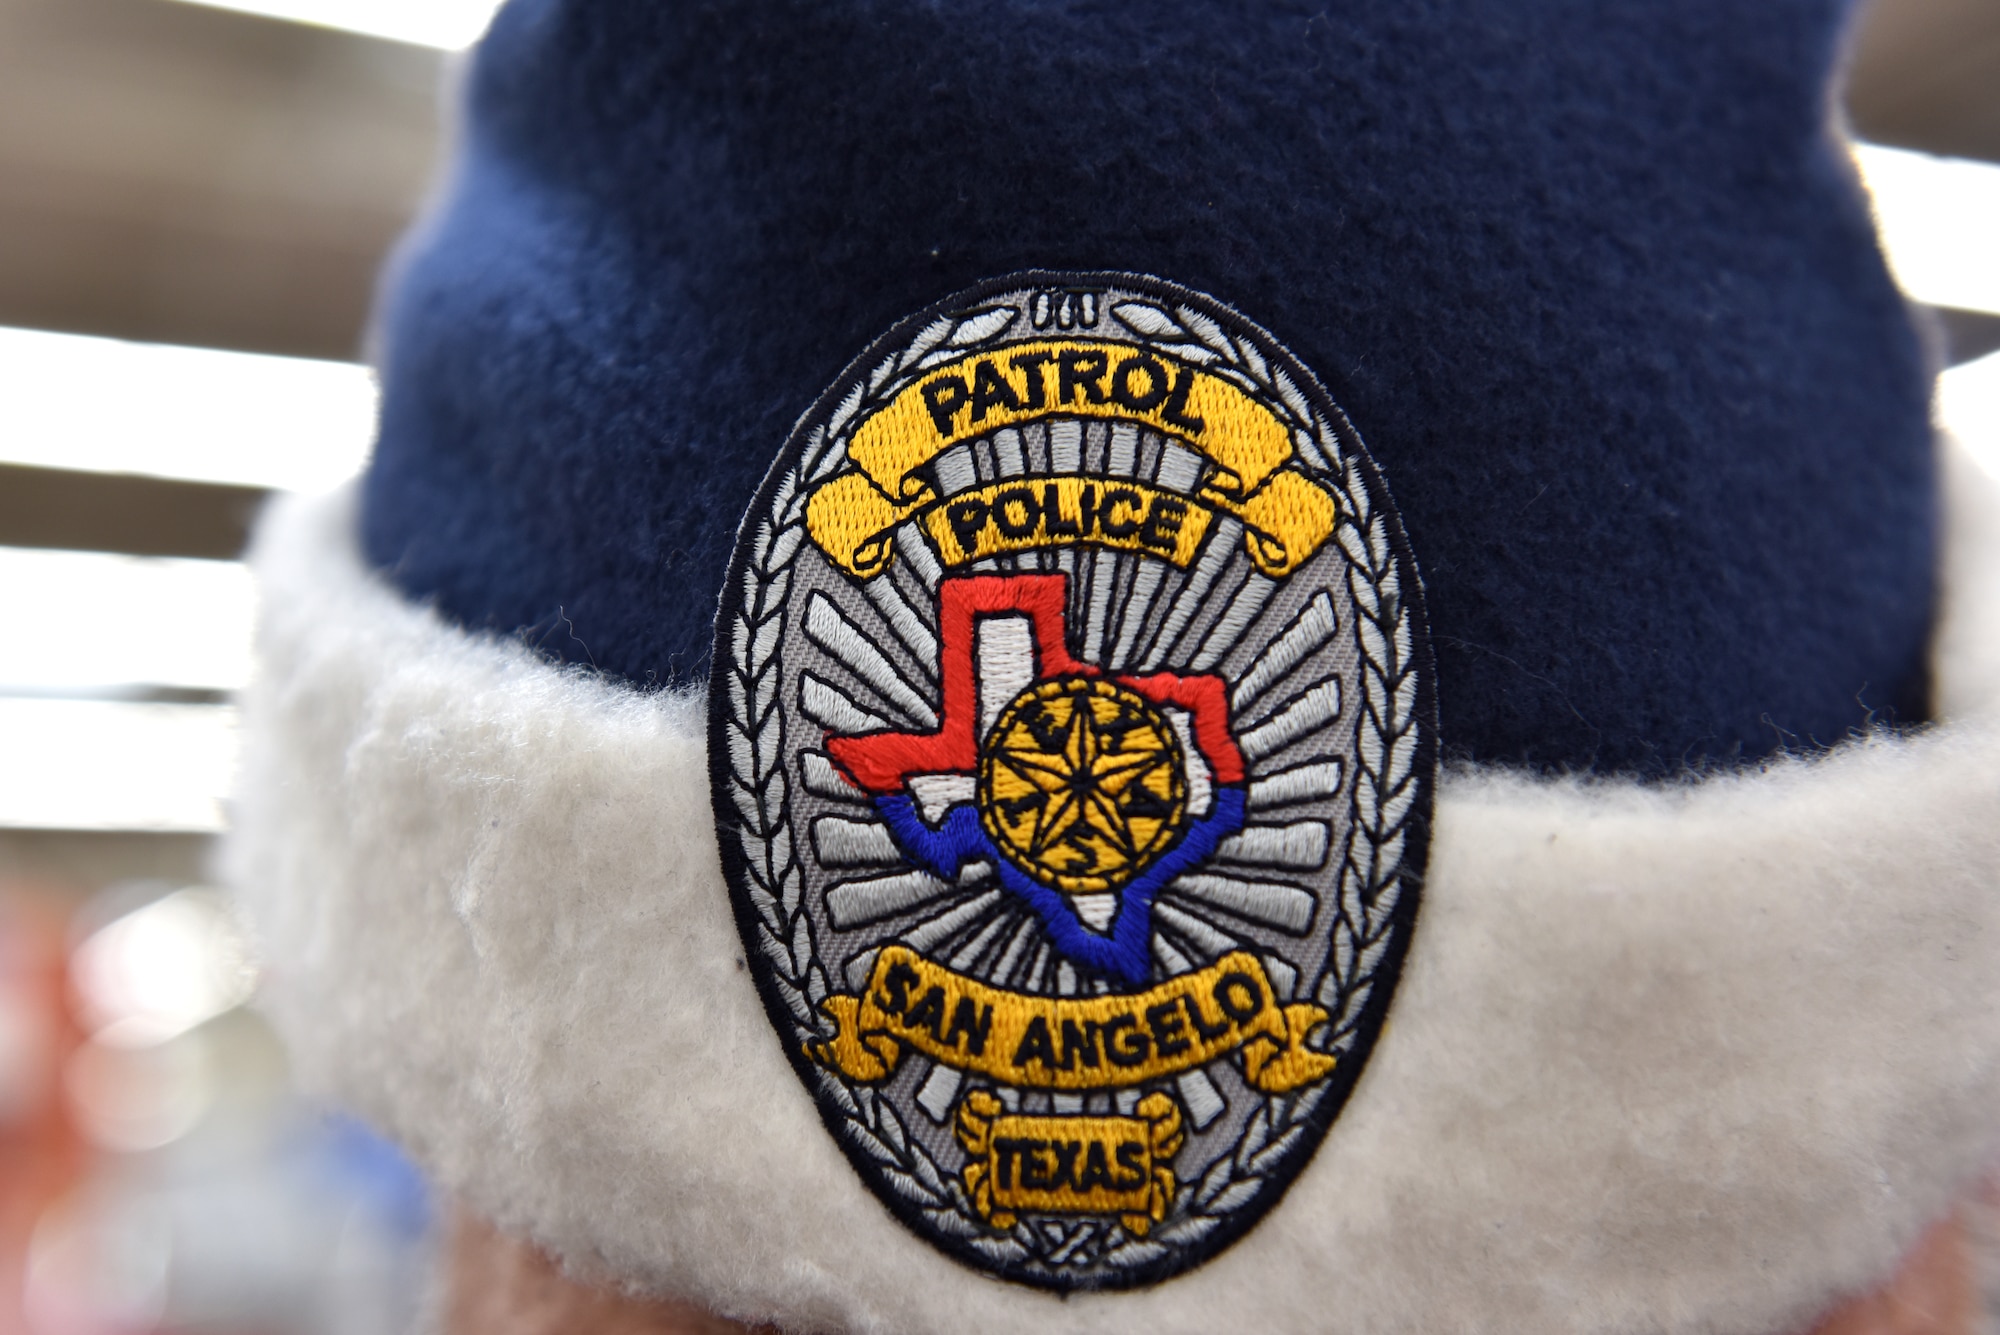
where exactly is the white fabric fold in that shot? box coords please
[225,440,2000,1335]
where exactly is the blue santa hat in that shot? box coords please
[224,0,2000,1330]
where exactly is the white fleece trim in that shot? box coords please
[225,441,2000,1335]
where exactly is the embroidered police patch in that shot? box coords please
[709,272,1435,1290]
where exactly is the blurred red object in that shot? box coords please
[0,886,90,1335]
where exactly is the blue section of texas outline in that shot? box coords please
[872,788,1247,986]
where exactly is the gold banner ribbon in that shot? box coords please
[847,339,1296,500]
[810,946,1336,1094]
[918,476,1216,568]
[802,339,1339,579]
[954,1090,1183,1234]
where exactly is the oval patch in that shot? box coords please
[709,272,1435,1290]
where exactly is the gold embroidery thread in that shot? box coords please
[919,476,1217,569]
[809,946,1337,1093]
[955,1090,1184,1234]
[802,339,1340,579]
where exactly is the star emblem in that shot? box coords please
[981,677,1189,893]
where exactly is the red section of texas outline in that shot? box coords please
[826,574,1243,794]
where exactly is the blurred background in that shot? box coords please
[0,4,489,1330]
[0,0,1996,1331]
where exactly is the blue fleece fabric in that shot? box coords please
[361,0,1935,774]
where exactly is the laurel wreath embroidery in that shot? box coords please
[721,294,1421,1278]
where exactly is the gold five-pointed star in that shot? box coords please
[978,677,1189,895]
